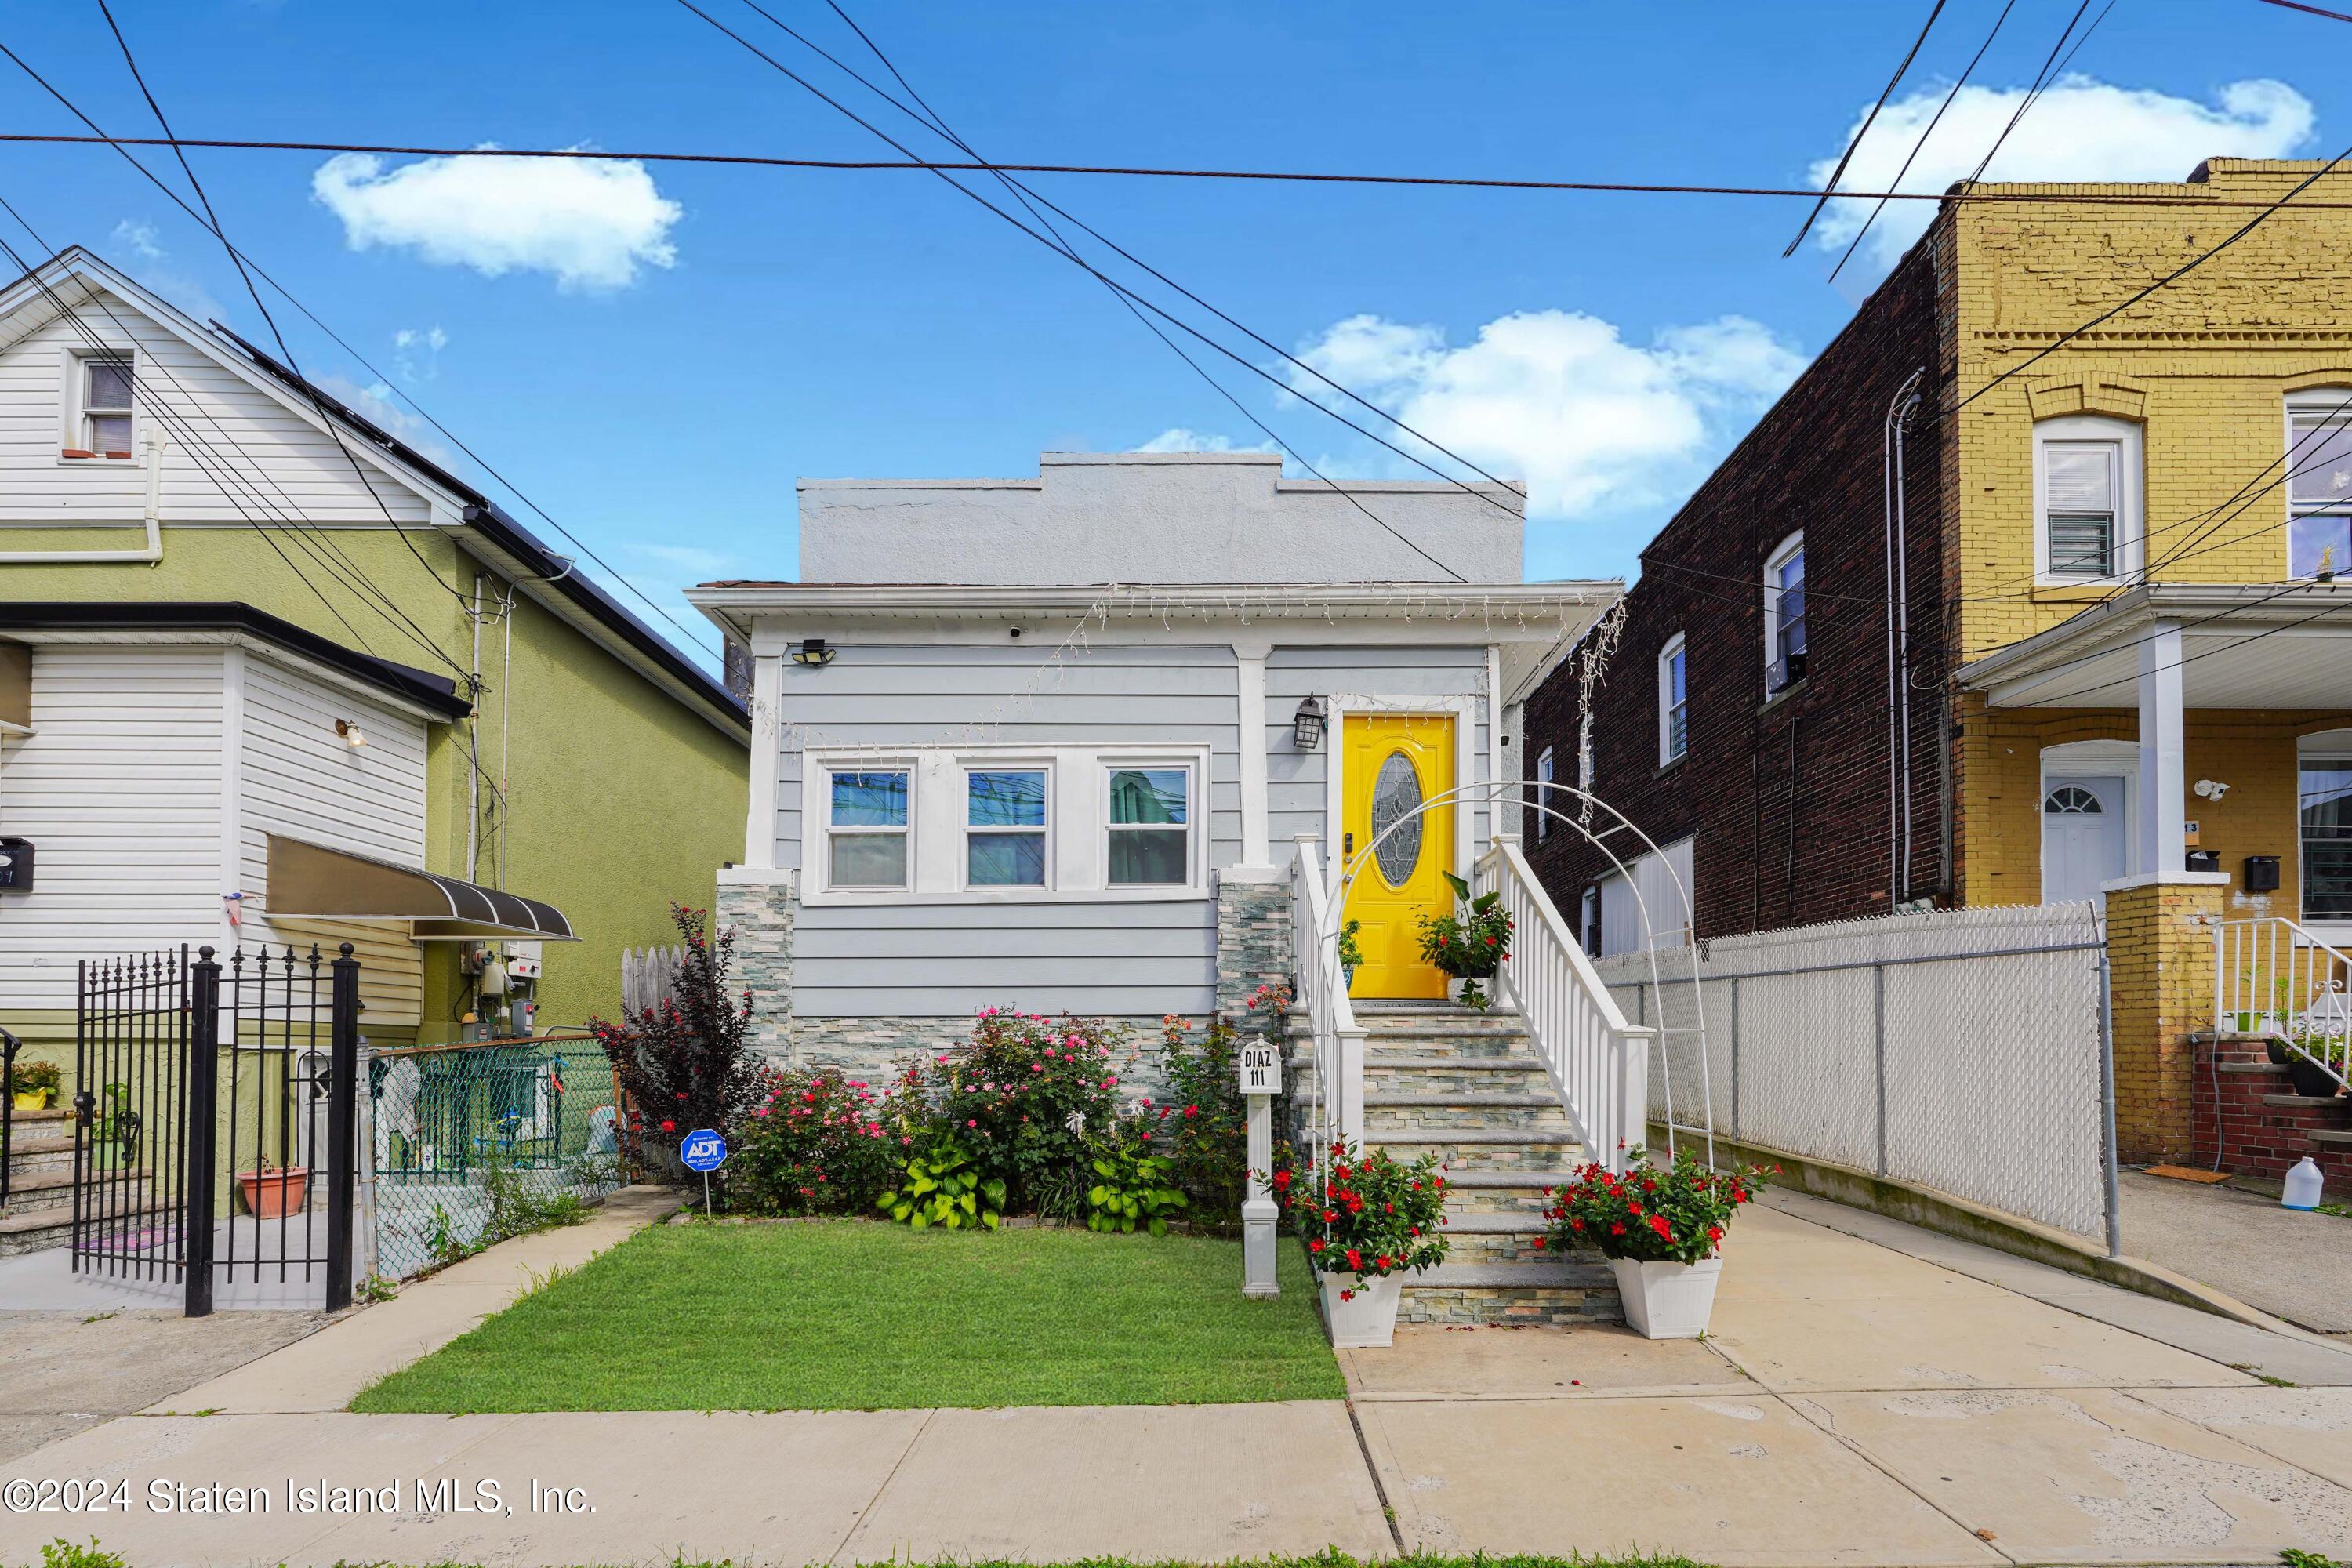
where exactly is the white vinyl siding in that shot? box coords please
[235,652,429,1027]
[0,288,429,525]
[0,641,430,1021]
[0,644,225,1009]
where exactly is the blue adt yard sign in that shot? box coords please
[681,1127,728,1217]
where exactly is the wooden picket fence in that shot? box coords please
[620,945,686,1016]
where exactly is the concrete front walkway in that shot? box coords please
[2116,1169,2352,1335]
[2,1192,2350,1566]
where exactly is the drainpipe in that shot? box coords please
[0,430,166,564]
[1882,368,1926,907]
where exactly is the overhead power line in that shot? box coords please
[4,130,2351,209]
[2250,0,2352,20]
[1784,0,1948,255]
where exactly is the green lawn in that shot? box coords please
[351,1219,1343,1412]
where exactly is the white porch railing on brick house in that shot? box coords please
[2216,916,2352,1092]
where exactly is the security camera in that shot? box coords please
[2194,779,2231,801]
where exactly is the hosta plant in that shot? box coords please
[877,1134,1006,1231]
[1272,1140,1449,1294]
[1540,1149,1773,1265]
[1085,1138,1189,1235]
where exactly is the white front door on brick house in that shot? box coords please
[2043,775,2128,904]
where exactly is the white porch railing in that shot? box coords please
[1475,837,1653,1175]
[2216,916,2352,1091]
[1290,835,1366,1150]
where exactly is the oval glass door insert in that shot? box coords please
[1370,750,1425,885]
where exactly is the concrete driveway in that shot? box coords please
[0,1309,325,1465]
[2115,1169,2352,1334]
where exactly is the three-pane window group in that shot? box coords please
[824,764,1189,891]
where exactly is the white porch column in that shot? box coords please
[1232,640,1272,869]
[2136,619,2187,878]
[743,648,784,870]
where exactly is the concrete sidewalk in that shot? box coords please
[2,1195,2350,1566]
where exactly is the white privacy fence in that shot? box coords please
[1595,903,2116,1245]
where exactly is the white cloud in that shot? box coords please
[111,219,164,262]
[1131,427,1279,455]
[311,150,682,291]
[1283,310,1806,519]
[314,373,459,473]
[1809,75,2316,270]
[107,218,230,326]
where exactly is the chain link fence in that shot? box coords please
[1597,903,2114,1243]
[364,1033,624,1280]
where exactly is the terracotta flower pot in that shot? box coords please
[238,1167,311,1218]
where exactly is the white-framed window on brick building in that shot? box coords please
[2034,415,2142,583]
[1534,744,1553,840]
[1762,531,1806,694]
[1657,633,1687,768]
[2286,390,2352,580]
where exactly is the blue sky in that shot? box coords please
[2,0,2340,663]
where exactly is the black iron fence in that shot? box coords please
[73,942,361,1316]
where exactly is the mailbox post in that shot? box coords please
[1240,1033,1282,1298]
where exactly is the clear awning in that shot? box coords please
[265,833,576,941]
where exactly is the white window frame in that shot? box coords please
[2285,390,2352,581]
[1102,758,1196,887]
[818,761,915,893]
[1762,530,1806,693]
[2298,727,2352,939]
[2033,415,2143,585]
[962,760,1054,892]
[1534,745,1554,840]
[1577,711,1593,793]
[800,743,1210,906]
[61,347,138,461]
[1657,633,1688,768]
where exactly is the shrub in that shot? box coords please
[1417,872,1513,1007]
[586,905,764,1186]
[735,1066,905,1216]
[1541,1151,1772,1265]
[909,1009,1125,1214]
[1083,1126,1188,1236]
[1272,1140,1449,1290]
[877,1132,1005,1231]
[1151,1012,1254,1231]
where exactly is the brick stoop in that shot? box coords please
[2192,1033,2352,1187]
[1287,1001,1620,1327]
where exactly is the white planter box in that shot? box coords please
[1317,1269,1404,1348]
[1611,1255,1722,1339]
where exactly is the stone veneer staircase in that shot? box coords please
[1,1107,83,1257]
[1290,1000,1619,1327]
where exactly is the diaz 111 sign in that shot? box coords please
[1237,1038,1281,1096]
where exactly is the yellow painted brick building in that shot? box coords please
[1937,160,2352,1158]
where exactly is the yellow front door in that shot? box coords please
[1340,714,1455,999]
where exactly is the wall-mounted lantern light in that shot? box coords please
[1292,695,1327,751]
[791,638,836,667]
[333,718,367,750]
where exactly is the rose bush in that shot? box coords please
[1271,1140,1449,1295]
[906,1009,1127,1215]
[732,1066,909,1216]
[1540,1150,1773,1265]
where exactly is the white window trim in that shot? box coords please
[58,346,139,462]
[800,742,1210,906]
[962,760,1054,892]
[1102,758,1202,888]
[2285,390,2352,581]
[818,760,916,893]
[1762,530,1805,692]
[1534,745,1554,840]
[2298,727,2352,941]
[2033,415,2143,586]
[1657,633,1688,768]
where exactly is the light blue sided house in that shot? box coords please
[691,452,1654,1321]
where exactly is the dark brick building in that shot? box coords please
[1523,234,1953,944]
